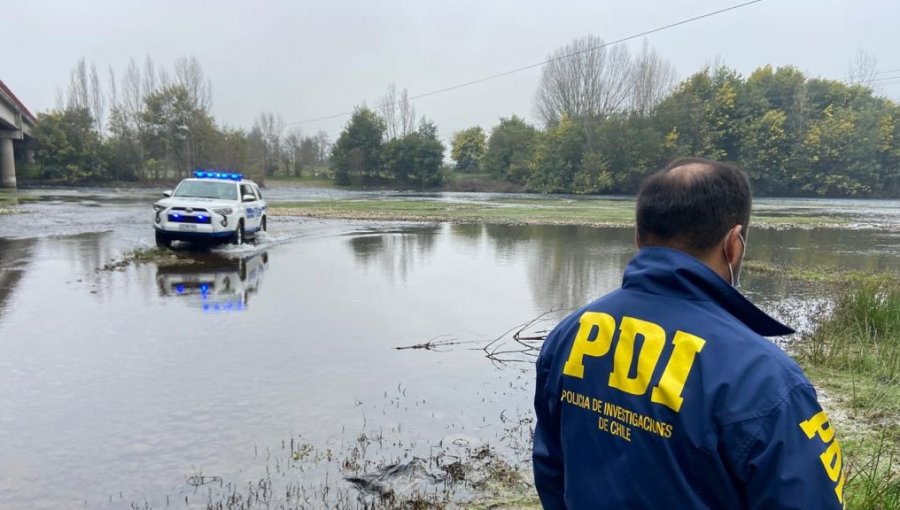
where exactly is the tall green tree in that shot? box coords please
[527,116,585,193]
[141,84,216,180]
[382,119,445,188]
[483,116,539,184]
[450,127,486,173]
[330,107,386,185]
[31,107,106,182]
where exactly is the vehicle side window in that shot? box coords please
[241,184,256,200]
[253,184,263,200]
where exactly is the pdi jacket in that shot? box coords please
[533,247,844,509]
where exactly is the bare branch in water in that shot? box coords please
[394,335,482,351]
[397,308,574,365]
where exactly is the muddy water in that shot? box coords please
[0,190,897,509]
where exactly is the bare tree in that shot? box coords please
[157,68,171,90]
[54,87,66,110]
[107,65,118,113]
[89,63,105,134]
[255,112,284,176]
[848,49,878,90]
[67,58,90,111]
[398,88,416,136]
[284,128,303,176]
[380,83,399,139]
[123,58,144,132]
[630,40,676,117]
[315,130,330,165]
[534,35,633,126]
[142,55,157,99]
[174,55,212,113]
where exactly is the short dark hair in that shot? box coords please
[636,157,751,253]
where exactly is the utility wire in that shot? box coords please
[286,0,764,126]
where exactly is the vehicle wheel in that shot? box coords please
[260,216,267,232]
[155,230,172,249]
[231,221,244,245]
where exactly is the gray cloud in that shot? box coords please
[6,0,899,142]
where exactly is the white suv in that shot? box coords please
[153,171,267,248]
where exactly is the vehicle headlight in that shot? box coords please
[153,204,166,212]
[213,207,233,216]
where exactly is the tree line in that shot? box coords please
[331,39,899,197]
[25,56,330,184]
[26,41,900,197]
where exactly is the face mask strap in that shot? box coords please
[724,231,746,288]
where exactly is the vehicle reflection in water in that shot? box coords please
[0,238,36,319]
[155,251,269,312]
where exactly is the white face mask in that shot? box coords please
[725,232,747,288]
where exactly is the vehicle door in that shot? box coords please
[252,184,266,218]
[240,183,261,231]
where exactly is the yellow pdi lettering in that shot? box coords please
[608,317,665,395]
[800,410,835,443]
[563,312,615,379]
[650,331,706,412]
[799,410,845,504]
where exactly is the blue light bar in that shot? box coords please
[193,170,243,180]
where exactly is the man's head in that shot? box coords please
[636,157,751,284]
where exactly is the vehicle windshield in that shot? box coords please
[173,180,238,200]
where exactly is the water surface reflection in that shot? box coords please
[156,252,269,312]
[0,215,897,509]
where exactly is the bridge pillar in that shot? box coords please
[0,137,15,189]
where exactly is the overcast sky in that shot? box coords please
[5,0,899,142]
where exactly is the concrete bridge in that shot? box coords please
[0,80,36,189]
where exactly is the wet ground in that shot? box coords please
[0,188,898,509]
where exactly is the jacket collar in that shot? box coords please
[622,247,794,337]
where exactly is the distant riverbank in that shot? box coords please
[269,196,897,231]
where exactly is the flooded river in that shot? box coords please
[0,189,898,509]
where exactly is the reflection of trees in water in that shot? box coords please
[52,232,132,291]
[0,238,36,319]
[348,225,440,282]
[747,228,899,272]
[449,224,485,247]
[484,224,636,311]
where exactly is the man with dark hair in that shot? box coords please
[533,157,844,509]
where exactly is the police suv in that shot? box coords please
[152,171,267,248]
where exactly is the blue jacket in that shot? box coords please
[533,247,844,509]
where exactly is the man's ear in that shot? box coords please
[723,225,744,264]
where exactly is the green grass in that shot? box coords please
[271,198,637,226]
[797,279,900,509]
[270,197,857,228]
[745,260,900,285]
[0,189,17,207]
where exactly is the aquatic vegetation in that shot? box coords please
[797,279,900,510]
[269,198,866,229]
[745,261,900,285]
[151,422,538,509]
[0,190,20,213]
[98,247,199,271]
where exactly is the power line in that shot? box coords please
[285,0,764,127]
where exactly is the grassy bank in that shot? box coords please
[0,189,20,213]
[270,197,852,229]
[270,198,635,226]
[745,261,900,285]
[796,279,900,509]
